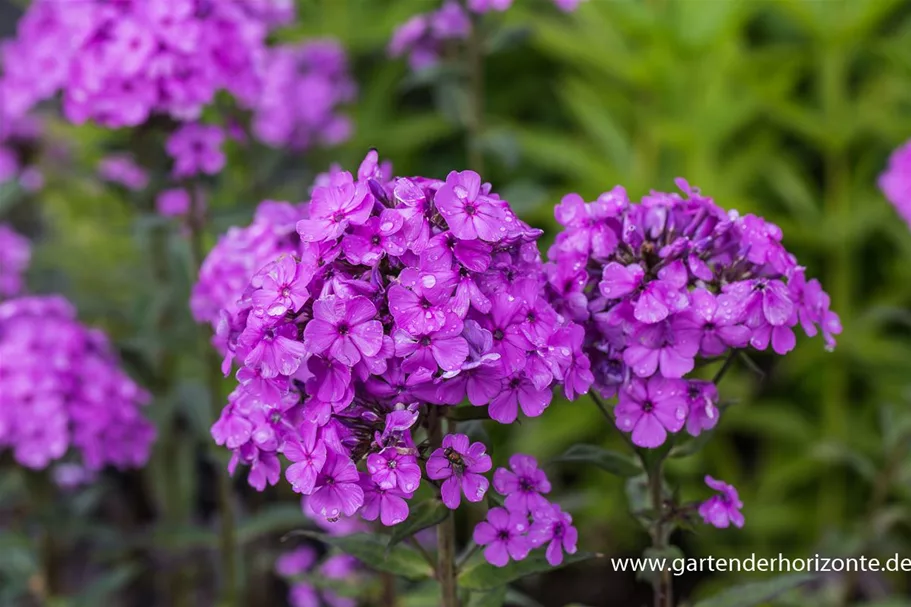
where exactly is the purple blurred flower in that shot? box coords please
[699,475,744,529]
[879,139,911,229]
[155,188,192,217]
[98,154,148,191]
[166,123,226,178]
[0,295,154,471]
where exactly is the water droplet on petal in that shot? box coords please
[705,404,715,419]
[675,407,686,420]
[422,275,437,288]
[380,222,394,231]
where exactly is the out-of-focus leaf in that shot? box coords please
[809,441,877,481]
[386,498,448,551]
[287,531,433,580]
[237,503,305,544]
[458,551,600,591]
[468,586,506,607]
[71,565,139,607]
[551,444,641,477]
[692,573,817,607]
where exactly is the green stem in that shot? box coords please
[643,453,672,607]
[428,410,459,607]
[465,10,485,174]
[187,185,239,607]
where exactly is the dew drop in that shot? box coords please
[675,407,686,420]
[705,404,716,419]
[380,222,394,232]
[619,417,632,428]
[560,347,570,356]
[422,275,437,288]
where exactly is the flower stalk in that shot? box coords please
[187,184,239,607]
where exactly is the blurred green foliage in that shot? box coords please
[4,0,911,605]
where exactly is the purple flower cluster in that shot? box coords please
[0,0,286,128]
[0,223,30,298]
[879,139,911,229]
[389,2,470,71]
[252,40,356,150]
[546,180,841,449]
[0,295,155,471]
[275,547,361,607]
[97,154,149,191]
[388,0,585,72]
[698,475,744,529]
[468,0,585,12]
[473,454,578,567]
[208,151,591,523]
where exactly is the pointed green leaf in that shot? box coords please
[458,551,601,591]
[387,498,449,551]
[692,573,817,607]
[288,531,433,580]
[551,444,641,477]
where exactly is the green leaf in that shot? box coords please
[288,531,433,580]
[387,498,449,551]
[468,586,507,607]
[458,551,600,591]
[550,444,640,477]
[692,573,817,607]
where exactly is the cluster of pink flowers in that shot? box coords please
[545,180,841,449]
[206,151,592,527]
[879,139,911,229]
[276,546,361,607]
[0,295,155,471]
[0,0,289,128]
[389,2,470,71]
[252,40,356,151]
[0,223,30,298]
[472,453,578,567]
[389,0,583,71]
[275,500,367,607]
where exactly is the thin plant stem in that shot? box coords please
[711,351,738,385]
[465,10,485,173]
[186,184,239,607]
[590,392,635,449]
[643,453,672,607]
[428,409,459,607]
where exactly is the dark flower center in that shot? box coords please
[337,323,350,336]
[420,298,432,310]
[519,477,535,493]
[493,329,504,341]
[387,460,397,469]
[333,211,346,223]
[420,336,432,346]
[371,235,382,245]
[497,530,510,541]
[464,203,478,216]
[642,400,655,413]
